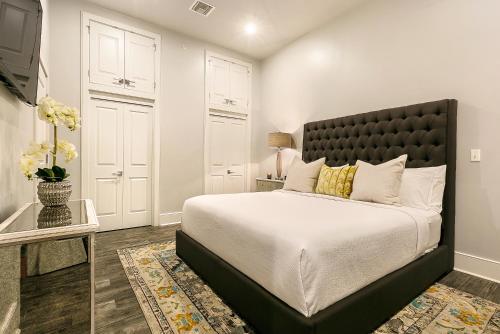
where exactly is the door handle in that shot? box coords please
[113,78,124,85]
[125,79,136,88]
[229,100,236,105]
[224,98,230,104]
[112,171,123,177]
[227,170,235,174]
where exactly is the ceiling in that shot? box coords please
[86,0,368,59]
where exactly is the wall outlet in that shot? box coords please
[470,149,481,162]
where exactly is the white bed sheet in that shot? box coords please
[181,190,442,317]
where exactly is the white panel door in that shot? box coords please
[122,103,152,228]
[208,57,231,111]
[224,118,246,193]
[207,116,226,194]
[207,115,246,194]
[88,99,124,231]
[124,32,155,95]
[229,62,249,113]
[89,21,125,89]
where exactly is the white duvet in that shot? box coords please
[181,190,441,317]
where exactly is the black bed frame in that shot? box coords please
[176,99,457,333]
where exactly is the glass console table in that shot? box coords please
[0,200,98,334]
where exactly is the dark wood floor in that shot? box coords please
[21,226,499,334]
[94,225,180,334]
[440,270,500,303]
[21,259,91,334]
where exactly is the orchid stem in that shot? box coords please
[52,125,57,167]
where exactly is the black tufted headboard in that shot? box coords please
[302,99,457,269]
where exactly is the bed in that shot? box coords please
[176,99,457,333]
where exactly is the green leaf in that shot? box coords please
[52,165,66,178]
[35,168,48,178]
[35,168,51,178]
[35,167,62,182]
[34,166,70,182]
[46,169,55,178]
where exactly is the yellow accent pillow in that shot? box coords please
[315,165,358,198]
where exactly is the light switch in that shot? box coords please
[470,149,481,162]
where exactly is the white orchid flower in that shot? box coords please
[20,155,37,180]
[37,96,60,126]
[21,96,81,181]
[24,141,52,159]
[37,97,81,131]
[57,140,78,162]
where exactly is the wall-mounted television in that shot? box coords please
[0,0,42,106]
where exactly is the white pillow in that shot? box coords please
[283,157,326,193]
[399,165,446,213]
[350,154,407,205]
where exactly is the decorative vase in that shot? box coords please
[37,205,72,228]
[37,180,72,207]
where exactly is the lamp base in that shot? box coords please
[276,149,282,179]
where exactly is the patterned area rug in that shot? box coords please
[117,242,500,334]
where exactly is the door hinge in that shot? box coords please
[88,69,90,78]
[153,44,157,51]
[87,25,90,33]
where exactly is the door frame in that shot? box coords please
[204,51,253,194]
[81,12,161,227]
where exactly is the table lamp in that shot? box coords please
[268,132,292,179]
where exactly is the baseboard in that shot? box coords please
[454,251,500,283]
[159,212,182,226]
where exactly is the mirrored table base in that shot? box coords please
[1,236,94,334]
[0,200,98,334]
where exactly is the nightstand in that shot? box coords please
[256,177,285,192]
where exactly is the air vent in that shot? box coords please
[190,0,215,17]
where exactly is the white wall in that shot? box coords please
[0,86,35,222]
[48,0,261,218]
[256,0,500,280]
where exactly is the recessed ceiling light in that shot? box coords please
[244,22,257,35]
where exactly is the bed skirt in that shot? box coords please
[176,230,451,334]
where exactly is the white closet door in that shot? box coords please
[207,115,246,194]
[224,118,246,193]
[124,32,155,95]
[89,21,125,88]
[208,57,231,111]
[122,103,152,228]
[88,99,124,231]
[229,62,249,113]
[207,116,226,194]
